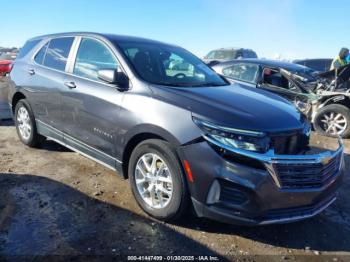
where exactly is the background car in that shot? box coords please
[212,59,350,138]
[294,58,332,73]
[0,53,16,76]
[0,53,15,120]
[203,47,257,65]
[0,76,11,120]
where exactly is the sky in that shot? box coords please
[1,0,349,59]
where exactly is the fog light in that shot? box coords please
[206,180,221,204]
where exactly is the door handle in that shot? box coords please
[64,81,76,89]
[28,69,35,75]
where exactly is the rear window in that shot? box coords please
[17,39,41,59]
[43,37,74,71]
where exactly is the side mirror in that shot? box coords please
[98,69,129,90]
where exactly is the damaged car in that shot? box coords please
[8,33,344,225]
[212,59,350,138]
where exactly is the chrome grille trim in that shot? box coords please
[204,134,344,189]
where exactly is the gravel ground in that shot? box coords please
[0,120,349,261]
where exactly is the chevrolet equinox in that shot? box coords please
[8,33,345,225]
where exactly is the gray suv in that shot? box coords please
[8,33,344,225]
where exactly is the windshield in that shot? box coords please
[117,41,228,87]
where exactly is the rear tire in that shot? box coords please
[128,139,189,222]
[14,99,44,147]
[314,104,350,138]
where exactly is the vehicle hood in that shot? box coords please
[151,83,305,133]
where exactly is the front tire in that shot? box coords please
[128,139,188,221]
[14,99,43,147]
[314,104,350,138]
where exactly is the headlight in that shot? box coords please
[193,117,270,153]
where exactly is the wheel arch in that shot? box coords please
[320,95,350,109]
[11,91,26,113]
[121,125,183,179]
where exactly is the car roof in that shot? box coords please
[28,32,176,47]
[214,58,311,71]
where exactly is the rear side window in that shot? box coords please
[73,38,118,81]
[17,39,41,59]
[34,42,49,65]
[43,37,74,71]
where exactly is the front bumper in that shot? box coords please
[192,195,337,225]
[180,137,344,225]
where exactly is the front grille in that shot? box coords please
[271,132,309,155]
[274,153,341,189]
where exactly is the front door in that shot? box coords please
[61,37,124,166]
[258,68,303,102]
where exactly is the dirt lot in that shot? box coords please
[0,120,349,261]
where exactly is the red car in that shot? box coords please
[0,53,15,76]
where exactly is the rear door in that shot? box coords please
[26,37,75,139]
[61,36,125,165]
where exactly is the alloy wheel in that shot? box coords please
[320,111,347,135]
[17,106,32,140]
[134,153,173,209]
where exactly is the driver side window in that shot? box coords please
[73,38,118,81]
[262,67,302,92]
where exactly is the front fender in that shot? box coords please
[123,123,184,149]
[319,95,347,109]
